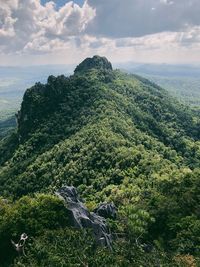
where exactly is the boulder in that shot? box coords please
[56,186,113,248]
[94,203,117,219]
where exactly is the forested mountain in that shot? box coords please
[0,56,200,266]
[0,65,72,122]
[0,116,16,140]
[119,62,200,107]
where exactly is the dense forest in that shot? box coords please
[0,56,200,266]
[0,116,16,140]
[140,74,200,109]
[123,63,200,109]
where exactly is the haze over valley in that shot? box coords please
[0,1,200,266]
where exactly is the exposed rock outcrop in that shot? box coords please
[94,203,117,219]
[56,186,114,248]
[74,55,113,74]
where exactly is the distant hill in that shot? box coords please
[1,63,199,127]
[0,64,73,122]
[0,116,16,140]
[118,62,200,107]
[0,56,200,266]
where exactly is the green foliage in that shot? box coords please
[148,169,200,255]
[0,116,16,140]
[119,205,154,240]
[0,58,199,266]
[0,194,69,264]
[143,74,200,107]
[74,55,113,74]
[170,215,200,255]
[13,229,118,267]
[14,229,179,267]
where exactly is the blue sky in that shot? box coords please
[41,0,85,7]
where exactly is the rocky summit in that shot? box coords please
[74,55,113,73]
[0,56,200,266]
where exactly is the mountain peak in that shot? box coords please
[74,55,113,73]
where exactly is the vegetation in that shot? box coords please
[125,62,200,109]
[135,73,200,109]
[0,56,199,266]
[0,116,16,140]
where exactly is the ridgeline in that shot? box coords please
[0,56,200,266]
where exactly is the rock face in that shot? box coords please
[74,55,113,74]
[56,186,113,248]
[94,203,117,219]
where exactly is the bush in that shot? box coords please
[0,194,69,264]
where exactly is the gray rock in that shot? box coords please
[56,186,113,248]
[74,55,113,74]
[94,203,117,219]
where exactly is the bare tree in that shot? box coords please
[11,233,28,257]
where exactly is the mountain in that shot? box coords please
[0,116,16,140]
[117,62,200,107]
[0,64,73,125]
[0,56,200,266]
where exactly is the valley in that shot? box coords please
[0,56,199,266]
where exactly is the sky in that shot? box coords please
[1,0,200,65]
[41,0,85,8]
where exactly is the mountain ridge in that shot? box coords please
[0,56,200,266]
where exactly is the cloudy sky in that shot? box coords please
[1,0,200,65]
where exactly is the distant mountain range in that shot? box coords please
[0,65,73,120]
[118,63,200,107]
[1,62,200,123]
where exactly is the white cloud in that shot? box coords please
[0,0,18,39]
[0,0,95,54]
[160,0,174,5]
[0,0,200,64]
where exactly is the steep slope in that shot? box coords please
[0,56,200,266]
[0,116,16,140]
[0,56,199,198]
